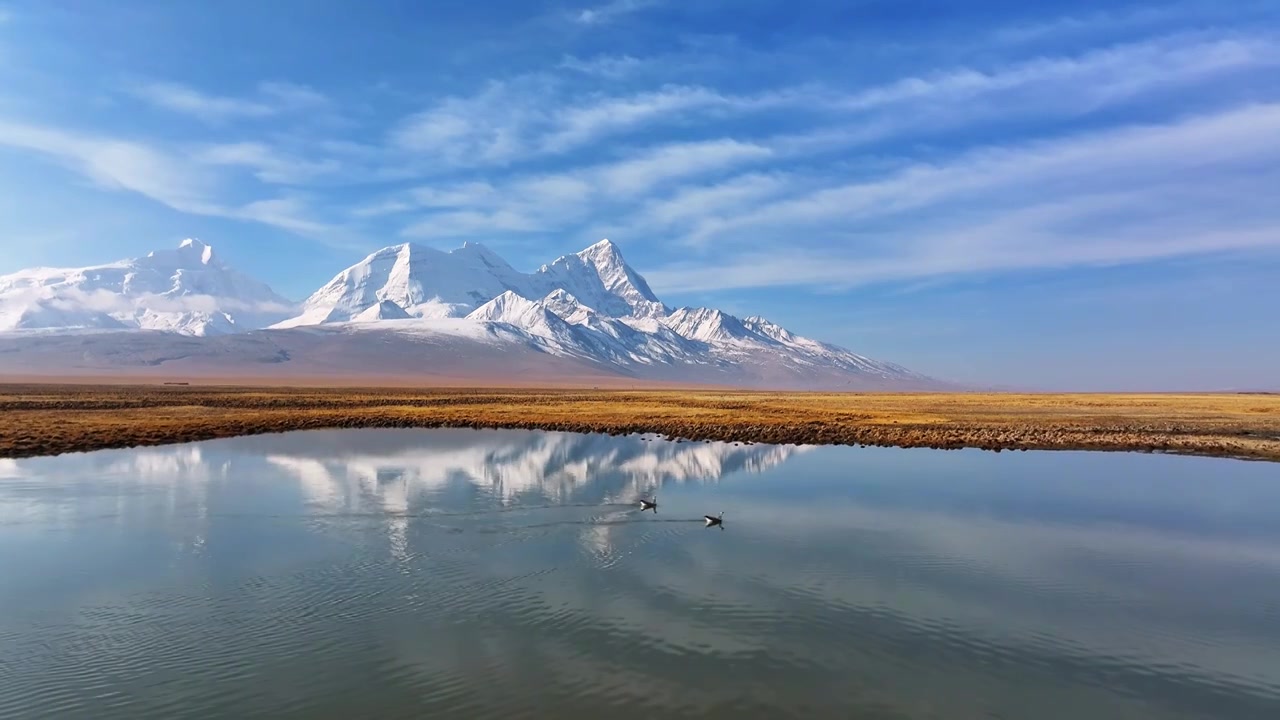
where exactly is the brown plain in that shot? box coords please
[1,384,1278,462]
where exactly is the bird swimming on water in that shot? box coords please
[704,512,724,528]
[639,496,658,512]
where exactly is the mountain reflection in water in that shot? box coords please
[2,428,1280,720]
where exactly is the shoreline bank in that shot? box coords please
[1,385,1277,462]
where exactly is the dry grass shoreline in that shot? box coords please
[1,384,1278,462]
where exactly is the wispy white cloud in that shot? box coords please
[390,79,550,165]
[388,80,801,168]
[0,118,339,239]
[373,28,1280,251]
[235,197,334,236]
[400,179,598,241]
[594,139,772,194]
[398,176,593,239]
[386,32,1278,172]
[541,85,738,153]
[572,0,660,25]
[506,175,594,209]
[195,142,340,184]
[127,80,330,122]
[992,5,1188,45]
[643,103,1280,292]
[401,209,547,239]
[0,119,223,215]
[649,226,1280,295]
[350,199,414,218]
[407,181,498,208]
[256,82,330,110]
[129,82,274,119]
[838,35,1280,115]
[989,0,1276,45]
[557,54,643,78]
[388,138,772,238]
[688,102,1280,243]
[641,172,795,226]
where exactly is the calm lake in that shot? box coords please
[2,429,1279,719]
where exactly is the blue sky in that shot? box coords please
[0,0,1278,390]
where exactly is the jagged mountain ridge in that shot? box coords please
[267,237,928,384]
[0,237,942,389]
[274,238,667,327]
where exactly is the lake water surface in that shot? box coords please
[2,429,1280,719]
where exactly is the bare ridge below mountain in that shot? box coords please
[0,238,947,389]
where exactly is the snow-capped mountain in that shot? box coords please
[663,307,756,345]
[274,238,667,328]
[274,241,528,326]
[466,290,589,352]
[0,239,294,336]
[528,239,667,318]
[0,237,944,389]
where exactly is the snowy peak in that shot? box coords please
[466,291,573,337]
[663,306,759,344]
[0,239,292,336]
[466,290,543,324]
[142,238,218,270]
[655,305,925,382]
[577,238,625,266]
[466,290,585,350]
[542,287,583,305]
[456,241,515,270]
[540,289,597,325]
[534,238,666,318]
[741,315,799,344]
[281,241,527,326]
[282,237,667,328]
[178,238,216,265]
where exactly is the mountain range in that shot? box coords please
[0,238,944,389]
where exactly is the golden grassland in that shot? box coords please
[1,383,1278,462]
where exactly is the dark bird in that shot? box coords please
[639,496,658,512]
[704,512,724,528]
